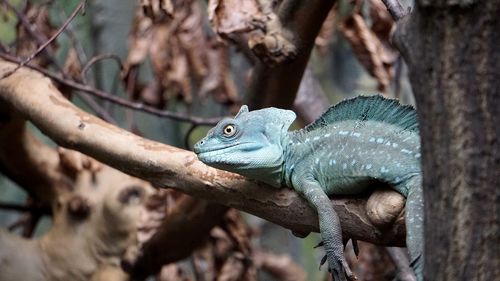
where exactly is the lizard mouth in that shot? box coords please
[194,142,260,156]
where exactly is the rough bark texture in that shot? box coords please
[394,1,500,280]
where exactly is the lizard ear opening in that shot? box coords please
[235,105,249,118]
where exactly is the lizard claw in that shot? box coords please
[350,239,359,258]
[319,254,328,270]
[327,254,356,281]
[315,240,357,280]
[314,241,324,248]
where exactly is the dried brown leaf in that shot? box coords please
[315,8,337,56]
[339,13,391,92]
[125,0,241,105]
[16,4,57,66]
[209,0,296,66]
[125,11,153,69]
[200,41,239,104]
[177,0,209,78]
[137,189,168,244]
[208,0,265,34]
[222,209,252,256]
[141,0,174,22]
[63,48,81,81]
[369,0,399,64]
[216,255,245,281]
[139,80,164,107]
[158,264,191,281]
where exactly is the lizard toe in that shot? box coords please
[314,241,325,248]
[327,254,355,281]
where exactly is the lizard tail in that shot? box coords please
[403,175,424,281]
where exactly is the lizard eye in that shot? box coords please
[223,124,236,137]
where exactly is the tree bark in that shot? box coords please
[394,1,500,280]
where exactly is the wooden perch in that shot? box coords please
[0,60,406,246]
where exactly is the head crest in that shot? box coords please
[235,105,249,118]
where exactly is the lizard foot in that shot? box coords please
[314,238,359,258]
[317,252,356,281]
[327,253,356,281]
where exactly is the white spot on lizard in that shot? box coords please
[401,149,413,154]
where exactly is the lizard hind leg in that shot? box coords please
[399,175,424,281]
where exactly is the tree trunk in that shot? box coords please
[395,1,500,280]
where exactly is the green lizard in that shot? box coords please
[194,95,423,281]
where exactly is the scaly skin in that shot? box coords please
[194,97,424,281]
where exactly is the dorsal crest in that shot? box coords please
[304,95,419,133]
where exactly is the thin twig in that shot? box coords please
[0,53,222,125]
[0,0,87,80]
[1,0,59,68]
[380,0,408,21]
[81,53,123,83]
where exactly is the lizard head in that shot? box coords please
[194,105,296,187]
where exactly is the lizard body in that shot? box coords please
[194,95,423,281]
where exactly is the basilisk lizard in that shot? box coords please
[194,95,423,281]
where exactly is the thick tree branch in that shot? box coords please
[246,0,336,109]
[0,61,406,246]
[0,109,65,205]
[123,196,229,279]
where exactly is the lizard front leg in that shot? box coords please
[294,175,355,281]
